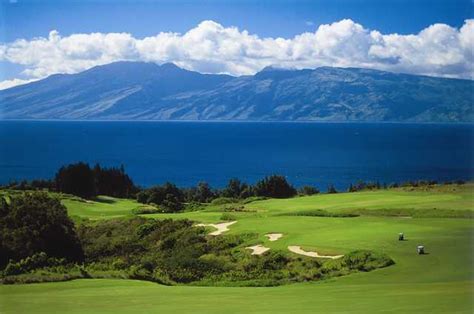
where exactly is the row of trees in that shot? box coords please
[1,163,138,199]
[2,162,466,202]
[136,175,299,212]
[55,163,137,199]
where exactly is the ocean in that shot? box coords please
[1,121,472,190]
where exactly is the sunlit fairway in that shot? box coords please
[1,184,473,313]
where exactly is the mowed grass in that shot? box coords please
[246,184,474,215]
[1,184,473,313]
[62,195,138,219]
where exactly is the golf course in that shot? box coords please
[1,183,472,313]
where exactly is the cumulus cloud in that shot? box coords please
[0,78,39,90]
[0,19,473,89]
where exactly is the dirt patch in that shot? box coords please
[288,246,343,259]
[246,245,270,255]
[195,221,237,236]
[265,233,283,241]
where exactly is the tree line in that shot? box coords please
[2,162,138,199]
[1,162,466,206]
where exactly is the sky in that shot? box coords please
[0,0,473,89]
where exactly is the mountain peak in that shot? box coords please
[258,65,292,73]
[159,62,180,69]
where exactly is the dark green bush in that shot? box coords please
[342,250,394,271]
[0,192,84,268]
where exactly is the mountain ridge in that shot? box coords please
[1,61,472,122]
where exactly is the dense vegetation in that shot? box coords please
[2,163,138,199]
[0,192,393,286]
[1,183,472,313]
[0,192,84,269]
[2,162,462,207]
[136,175,298,213]
[56,163,137,198]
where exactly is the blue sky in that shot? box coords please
[2,0,472,40]
[0,0,473,86]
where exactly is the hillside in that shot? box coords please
[1,184,473,313]
[1,62,473,122]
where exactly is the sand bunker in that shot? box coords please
[265,233,283,241]
[288,246,343,259]
[246,245,270,255]
[196,221,237,236]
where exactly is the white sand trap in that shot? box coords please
[265,233,283,241]
[195,221,237,236]
[288,246,344,259]
[246,245,270,255]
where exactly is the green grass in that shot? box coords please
[1,184,473,313]
[62,195,139,219]
[245,184,474,215]
[1,278,471,314]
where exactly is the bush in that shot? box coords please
[220,213,237,221]
[0,192,84,268]
[342,250,394,271]
[3,252,66,276]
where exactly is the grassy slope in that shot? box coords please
[1,185,473,313]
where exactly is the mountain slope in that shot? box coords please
[0,62,232,119]
[1,62,472,122]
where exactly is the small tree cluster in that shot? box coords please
[55,162,137,199]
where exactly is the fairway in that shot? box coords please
[1,185,473,313]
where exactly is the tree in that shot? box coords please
[222,178,244,198]
[0,192,84,268]
[161,194,184,213]
[55,162,96,199]
[327,184,338,194]
[298,185,320,196]
[194,182,214,203]
[254,175,297,198]
[348,183,357,192]
[93,164,136,198]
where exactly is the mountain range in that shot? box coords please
[1,61,472,122]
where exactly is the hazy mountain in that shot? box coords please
[1,61,472,122]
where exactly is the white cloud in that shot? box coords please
[0,78,38,90]
[0,19,473,89]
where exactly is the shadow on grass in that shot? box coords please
[93,196,117,204]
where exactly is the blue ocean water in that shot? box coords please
[0,121,472,190]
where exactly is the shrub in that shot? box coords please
[211,197,239,205]
[342,250,394,271]
[0,192,84,268]
[220,213,237,221]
